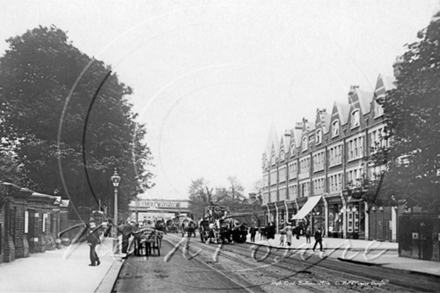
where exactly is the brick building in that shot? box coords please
[261,69,398,241]
[0,182,69,263]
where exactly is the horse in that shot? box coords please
[181,219,196,237]
[155,219,167,234]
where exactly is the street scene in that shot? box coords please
[1,1,440,292]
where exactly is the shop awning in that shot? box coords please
[291,195,322,220]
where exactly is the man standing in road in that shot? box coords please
[86,220,101,266]
[312,227,323,252]
[249,226,256,242]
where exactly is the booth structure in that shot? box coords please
[0,182,69,263]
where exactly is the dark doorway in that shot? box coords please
[28,210,35,253]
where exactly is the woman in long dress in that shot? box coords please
[283,222,293,246]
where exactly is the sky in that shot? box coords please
[1,0,439,201]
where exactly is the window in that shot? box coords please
[351,110,360,128]
[374,99,384,117]
[288,162,297,179]
[280,150,285,161]
[270,170,277,185]
[42,213,47,232]
[347,136,364,161]
[313,151,325,172]
[332,120,339,137]
[279,166,287,182]
[24,210,29,234]
[302,136,308,151]
[290,144,295,156]
[289,184,298,200]
[316,129,322,144]
[313,178,325,195]
[329,144,343,166]
[271,152,276,165]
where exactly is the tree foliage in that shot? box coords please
[0,26,154,214]
[382,13,440,213]
[188,176,262,224]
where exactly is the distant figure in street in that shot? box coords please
[86,220,101,266]
[282,222,293,246]
[249,226,256,242]
[313,227,323,252]
[279,231,285,246]
[305,226,311,244]
[267,222,276,240]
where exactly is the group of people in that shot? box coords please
[84,218,163,266]
[279,224,324,251]
[246,221,324,252]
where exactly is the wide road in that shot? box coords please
[112,237,255,293]
[112,234,440,293]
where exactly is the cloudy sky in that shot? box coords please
[1,0,439,200]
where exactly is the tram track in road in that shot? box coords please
[164,235,336,293]
[165,234,438,293]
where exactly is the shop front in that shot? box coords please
[346,199,365,239]
[326,196,343,238]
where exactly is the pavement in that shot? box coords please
[0,236,126,293]
[248,233,440,278]
[0,233,438,293]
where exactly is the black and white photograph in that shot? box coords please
[0,0,439,292]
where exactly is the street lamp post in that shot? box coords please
[111,168,121,253]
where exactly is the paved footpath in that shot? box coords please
[249,234,440,277]
[0,234,439,292]
[0,237,124,293]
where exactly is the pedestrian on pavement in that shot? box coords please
[283,222,293,246]
[267,222,276,240]
[86,220,101,266]
[305,226,311,244]
[313,227,323,252]
[249,226,256,242]
[118,221,134,254]
[279,231,285,246]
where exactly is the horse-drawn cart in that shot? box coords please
[135,228,163,257]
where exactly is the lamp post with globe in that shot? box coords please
[111,168,121,253]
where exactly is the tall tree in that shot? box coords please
[0,26,154,215]
[382,13,440,213]
[226,175,245,202]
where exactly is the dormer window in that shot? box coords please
[302,136,308,151]
[290,144,295,156]
[332,120,339,137]
[316,129,322,145]
[374,98,384,118]
[271,152,276,165]
[351,110,360,128]
[280,150,285,161]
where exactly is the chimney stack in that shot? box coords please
[393,56,404,78]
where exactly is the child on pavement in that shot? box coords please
[279,231,285,246]
[305,226,311,244]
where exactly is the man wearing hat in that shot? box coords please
[86,220,101,266]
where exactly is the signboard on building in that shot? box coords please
[136,200,179,208]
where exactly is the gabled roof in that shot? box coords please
[279,135,285,154]
[323,112,331,133]
[315,109,331,134]
[289,126,302,151]
[356,90,374,115]
[281,131,291,153]
[333,102,351,125]
[375,74,396,100]
[264,124,279,158]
